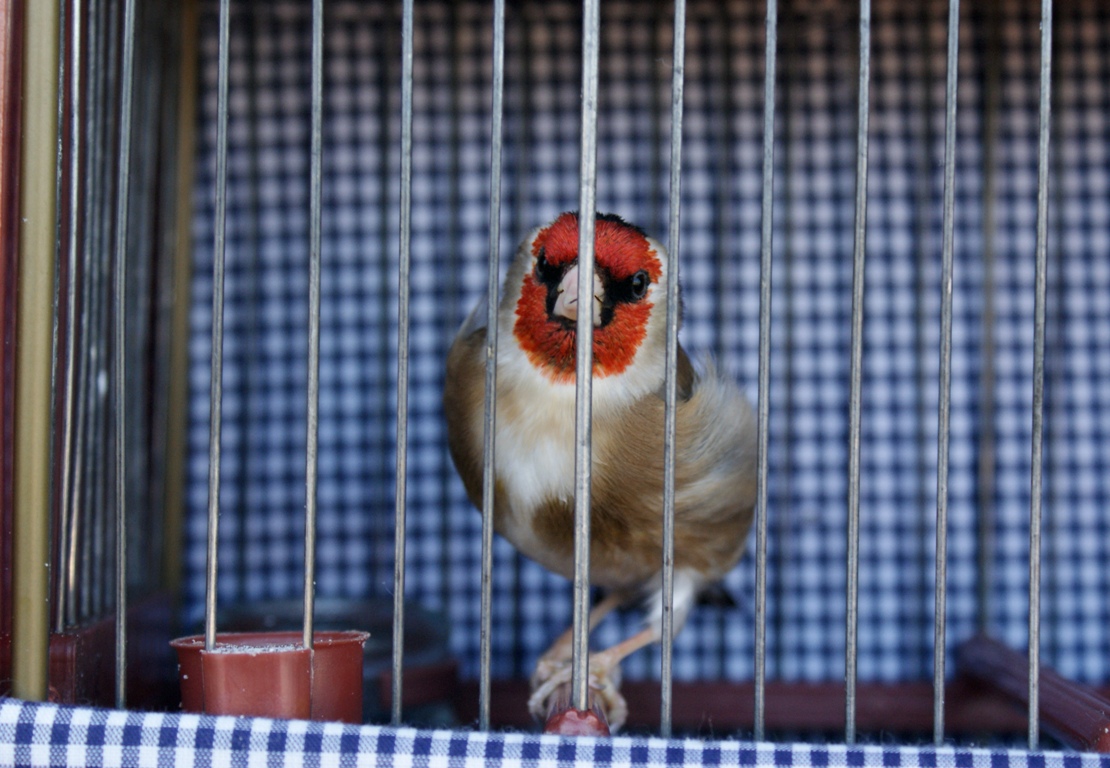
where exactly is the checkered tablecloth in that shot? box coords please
[4,699,1109,768]
[184,0,1110,696]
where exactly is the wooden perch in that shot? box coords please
[958,632,1110,752]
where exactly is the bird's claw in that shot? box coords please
[528,657,628,732]
[592,667,627,731]
[527,660,571,721]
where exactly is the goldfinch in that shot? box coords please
[444,212,756,730]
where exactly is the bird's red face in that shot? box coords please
[513,212,663,383]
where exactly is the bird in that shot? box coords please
[443,211,757,731]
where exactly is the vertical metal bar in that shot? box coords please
[1028,0,1053,751]
[571,0,601,714]
[55,0,84,634]
[392,0,415,727]
[84,0,111,625]
[477,0,505,732]
[374,0,397,586]
[659,0,687,739]
[204,0,231,653]
[113,0,137,709]
[933,0,961,745]
[303,0,324,652]
[976,0,1001,636]
[844,0,871,745]
[74,0,103,627]
[754,0,778,743]
[12,0,60,703]
[100,0,119,624]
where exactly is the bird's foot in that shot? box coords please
[528,656,627,732]
[527,657,571,721]
[590,662,627,732]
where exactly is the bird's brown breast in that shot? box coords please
[445,324,756,593]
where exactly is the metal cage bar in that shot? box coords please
[112,0,138,708]
[54,0,83,636]
[302,0,324,652]
[478,0,506,733]
[12,0,61,703]
[933,0,961,744]
[84,0,113,627]
[845,0,871,745]
[47,0,1092,745]
[1028,0,1054,751]
[571,0,602,714]
[203,0,231,653]
[71,0,98,629]
[754,0,778,743]
[72,0,108,629]
[392,0,416,727]
[659,0,688,739]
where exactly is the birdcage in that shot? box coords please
[2,0,1109,764]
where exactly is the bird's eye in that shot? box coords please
[629,270,649,300]
[534,250,557,284]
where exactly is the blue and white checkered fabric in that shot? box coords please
[184,0,1110,695]
[3,699,1109,768]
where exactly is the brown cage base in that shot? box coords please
[446,638,1110,750]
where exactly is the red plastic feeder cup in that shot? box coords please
[172,630,369,723]
[180,87,369,722]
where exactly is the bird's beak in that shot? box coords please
[552,264,603,326]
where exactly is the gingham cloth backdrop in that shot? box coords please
[3,700,1110,768]
[183,0,1109,700]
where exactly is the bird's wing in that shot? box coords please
[444,318,488,509]
[673,344,697,402]
[456,290,490,340]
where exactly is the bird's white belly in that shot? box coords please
[492,402,577,573]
